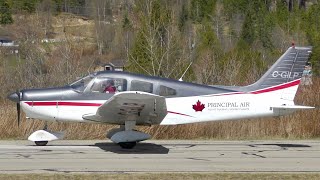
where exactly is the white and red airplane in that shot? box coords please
[8,46,313,148]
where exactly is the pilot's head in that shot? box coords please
[105,80,114,86]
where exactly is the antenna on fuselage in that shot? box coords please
[179,61,193,81]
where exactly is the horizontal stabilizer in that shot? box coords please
[272,105,314,110]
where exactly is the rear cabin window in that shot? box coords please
[159,85,176,96]
[131,80,153,93]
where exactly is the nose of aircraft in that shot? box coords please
[8,92,19,102]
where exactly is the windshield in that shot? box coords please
[69,73,96,92]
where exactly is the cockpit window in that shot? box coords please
[89,77,127,93]
[69,73,96,92]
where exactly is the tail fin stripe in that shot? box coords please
[250,79,300,94]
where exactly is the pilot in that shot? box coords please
[103,80,116,93]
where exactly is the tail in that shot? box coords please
[245,46,312,101]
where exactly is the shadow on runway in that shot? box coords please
[93,142,170,154]
[250,143,311,148]
[261,143,311,148]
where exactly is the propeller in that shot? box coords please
[16,90,21,126]
[7,90,22,126]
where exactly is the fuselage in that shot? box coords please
[16,71,299,125]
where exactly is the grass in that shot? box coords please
[0,173,319,180]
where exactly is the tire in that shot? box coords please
[35,141,48,146]
[119,142,136,149]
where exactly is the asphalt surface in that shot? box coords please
[0,140,319,173]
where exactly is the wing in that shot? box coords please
[83,91,167,125]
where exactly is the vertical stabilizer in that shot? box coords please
[246,46,312,100]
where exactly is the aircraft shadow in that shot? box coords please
[93,142,170,154]
[259,143,311,148]
[250,143,311,148]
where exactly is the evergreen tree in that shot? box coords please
[240,1,274,49]
[303,3,320,74]
[122,12,132,30]
[241,11,255,46]
[190,0,216,22]
[22,0,38,13]
[178,3,188,32]
[0,1,13,24]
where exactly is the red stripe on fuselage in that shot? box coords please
[24,101,193,117]
[58,102,102,106]
[25,101,102,106]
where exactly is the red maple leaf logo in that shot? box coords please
[192,100,205,112]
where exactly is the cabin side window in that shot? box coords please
[131,80,153,93]
[159,85,176,96]
[90,77,127,93]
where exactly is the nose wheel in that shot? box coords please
[28,122,64,146]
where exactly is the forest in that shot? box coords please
[0,0,319,140]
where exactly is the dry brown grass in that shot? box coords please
[1,79,319,140]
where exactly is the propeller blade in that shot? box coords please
[16,90,21,127]
[17,102,21,126]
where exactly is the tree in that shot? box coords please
[190,0,216,22]
[122,11,133,60]
[240,1,274,49]
[36,0,55,38]
[303,3,320,74]
[90,0,114,55]
[22,0,39,13]
[0,1,13,24]
[240,11,255,46]
[129,0,191,79]
[193,20,222,84]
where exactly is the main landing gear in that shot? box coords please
[28,123,64,146]
[107,121,151,149]
[28,121,149,149]
[118,142,137,149]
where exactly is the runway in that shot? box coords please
[0,140,319,173]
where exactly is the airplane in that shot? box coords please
[8,46,314,149]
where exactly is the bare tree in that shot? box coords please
[36,0,54,39]
[91,0,114,55]
[129,0,191,79]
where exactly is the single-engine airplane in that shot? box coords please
[8,46,314,149]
